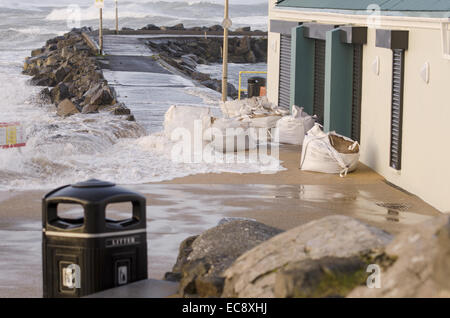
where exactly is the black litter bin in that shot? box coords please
[247,77,266,98]
[42,179,148,298]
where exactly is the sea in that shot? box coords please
[0,0,270,190]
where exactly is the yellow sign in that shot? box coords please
[0,123,26,149]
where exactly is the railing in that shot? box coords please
[238,71,267,100]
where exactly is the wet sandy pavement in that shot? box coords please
[0,181,440,298]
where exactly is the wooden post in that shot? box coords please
[115,0,119,35]
[221,0,229,102]
[99,8,103,54]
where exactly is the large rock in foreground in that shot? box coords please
[348,215,450,298]
[165,220,283,297]
[222,215,393,298]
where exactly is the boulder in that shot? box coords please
[125,115,136,122]
[191,71,210,82]
[141,24,160,31]
[235,36,251,55]
[110,103,131,115]
[57,99,79,117]
[47,44,58,52]
[31,48,44,57]
[181,55,198,69]
[45,55,59,67]
[235,26,251,32]
[90,85,114,106]
[162,23,185,31]
[165,220,283,297]
[81,103,99,114]
[23,60,39,76]
[30,73,56,87]
[53,66,70,83]
[61,46,74,59]
[208,25,223,32]
[222,215,393,298]
[348,215,450,298]
[50,83,71,104]
[200,79,237,99]
[245,50,257,64]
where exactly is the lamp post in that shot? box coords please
[221,0,231,102]
[99,7,103,54]
[115,0,119,35]
[95,0,104,54]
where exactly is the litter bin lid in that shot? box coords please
[73,179,115,189]
[44,179,146,205]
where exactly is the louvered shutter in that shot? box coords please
[351,44,363,142]
[390,49,405,170]
[313,39,326,124]
[278,34,291,109]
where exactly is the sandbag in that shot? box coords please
[164,105,212,141]
[203,117,255,152]
[203,118,249,141]
[221,99,243,118]
[245,114,282,129]
[300,124,360,177]
[276,116,305,145]
[221,96,286,119]
[293,105,316,133]
[275,106,316,145]
[210,132,257,153]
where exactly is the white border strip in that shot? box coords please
[271,8,450,30]
[43,228,146,239]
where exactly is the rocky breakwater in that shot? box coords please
[23,28,133,119]
[146,24,268,99]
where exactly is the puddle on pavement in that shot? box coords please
[0,183,439,297]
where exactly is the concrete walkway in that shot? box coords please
[95,34,216,133]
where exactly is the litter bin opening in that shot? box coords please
[105,202,133,222]
[105,201,141,229]
[47,202,85,229]
[56,203,84,220]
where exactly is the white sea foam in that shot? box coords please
[0,0,273,190]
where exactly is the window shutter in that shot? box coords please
[278,34,291,109]
[351,44,363,142]
[390,49,405,170]
[313,39,326,124]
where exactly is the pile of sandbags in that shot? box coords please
[204,117,256,153]
[276,106,316,145]
[164,105,212,142]
[221,96,289,129]
[300,124,360,177]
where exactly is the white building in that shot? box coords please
[266,0,450,212]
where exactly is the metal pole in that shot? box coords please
[99,8,103,54]
[115,0,119,35]
[221,0,229,102]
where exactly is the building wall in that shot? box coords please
[267,5,450,212]
[360,27,450,213]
